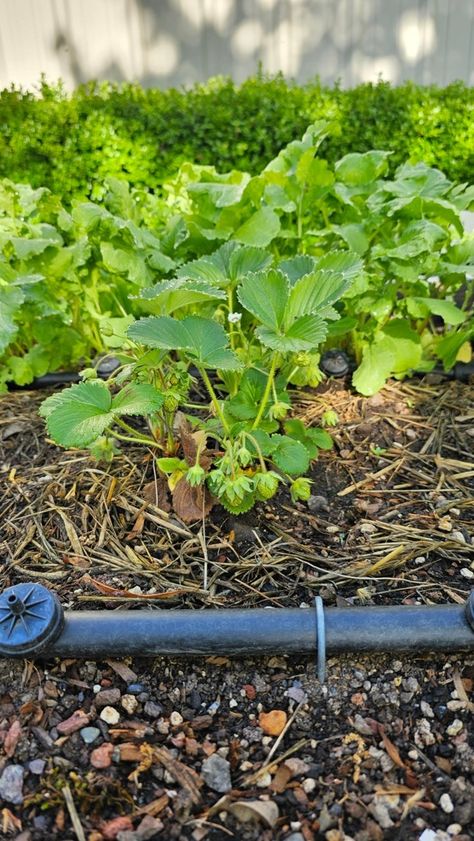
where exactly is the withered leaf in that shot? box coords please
[4,720,21,758]
[172,477,214,523]
[178,417,213,469]
[82,574,188,600]
[141,477,171,512]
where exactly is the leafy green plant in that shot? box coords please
[3,76,474,199]
[0,178,174,389]
[40,244,357,519]
[159,127,473,393]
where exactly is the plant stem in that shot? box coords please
[115,418,163,448]
[198,366,230,434]
[242,431,267,472]
[113,431,163,449]
[227,288,235,350]
[252,355,278,429]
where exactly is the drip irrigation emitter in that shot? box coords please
[1,583,474,681]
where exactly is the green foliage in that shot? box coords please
[3,76,474,199]
[39,241,347,518]
[0,177,174,388]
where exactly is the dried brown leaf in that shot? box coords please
[379,726,407,770]
[172,477,214,523]
[141,477,171,512]
[178,417,213,469]
[4,720,21,758]
[82,574,188,600]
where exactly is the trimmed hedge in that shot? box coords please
[1,74,474,199]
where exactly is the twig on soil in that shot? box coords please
[62,784,86,841]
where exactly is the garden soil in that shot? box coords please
[0,376,473,841]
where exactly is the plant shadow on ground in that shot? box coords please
[0,375,473,840]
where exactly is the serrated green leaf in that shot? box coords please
[128,315,241,370]
[306,428,333,450]
[177,241,272,289]
[234,207,281,247]
[128,315,189,350]
[238,268,288,330]
[111,383,164,416]
[271,435,310,475]
[41,380,113,447]
[218,492,256,515]
[279,255,316,284]
[257,314,327,352]
[286,251,362,322]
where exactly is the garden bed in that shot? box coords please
[0,375,473,840]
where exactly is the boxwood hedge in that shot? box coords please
[1,74,473,199]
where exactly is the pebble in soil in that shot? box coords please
[0,651,473,840]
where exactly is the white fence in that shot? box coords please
[0,0,473,90]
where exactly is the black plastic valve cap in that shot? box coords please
[320,350,351,377]
[0,583,64,658]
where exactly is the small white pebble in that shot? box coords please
[256,771,272,788]
[262,736,272,746]
[460,567,474,579]
[414,556,426,565]
[239,760,253,771]
[302,778,316,794]
[440,793,454,814]
[100,706,120,725]
[447,718,463,736]
[451,531,466,543]
[93,685,101,694]
[229,699,238,709]
[121,694,138,715]
[408,749,418,760]
[170,711,183,727]
[420,700,434,718]
[447,824,462,835]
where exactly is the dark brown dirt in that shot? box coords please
[0,377,473,840]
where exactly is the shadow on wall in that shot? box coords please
[3,0,474,89]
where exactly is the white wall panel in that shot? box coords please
[0,0,473,90]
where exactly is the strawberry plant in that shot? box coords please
[0,178,174,390]
[40,244,357,519]
[161,126,473,393]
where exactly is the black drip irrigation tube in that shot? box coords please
[6,357,120,391]
[6,352,474,391]
[319,350,474,382]
[1,584,474,681]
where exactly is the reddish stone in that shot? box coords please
[90,742,114,769]
[57,709,89,735]
[243,684,256,700]
[101,816,133,839]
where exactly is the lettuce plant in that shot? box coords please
[40,244,357,519]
